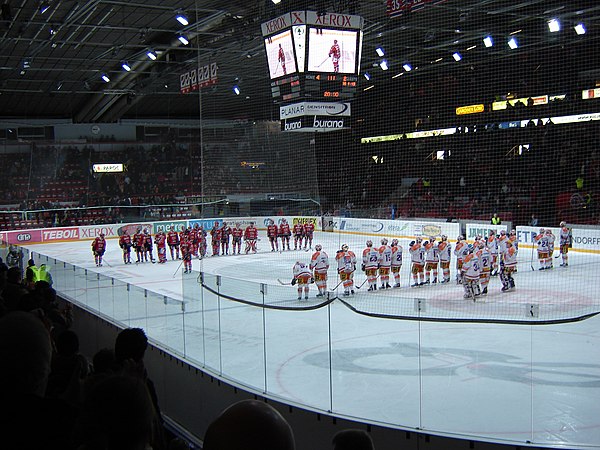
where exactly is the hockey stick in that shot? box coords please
[530,243,535,271]
[355,274,379,290]
[331,278,345,290]
[316,55,330,68]
[273,59,281,76]
[277,278,292,286]
[172,260,184,278]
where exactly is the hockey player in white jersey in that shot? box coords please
[461,245,481,299]
[378,238,393,289]
[390,239,403,288]
[292,260,313,300]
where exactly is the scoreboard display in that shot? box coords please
[262,11,363,103]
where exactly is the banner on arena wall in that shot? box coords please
[79,224,120,239]
[320,216,338,232]
[117,223,145,236]
[571,228,600,252]
[1,229,43,245]
[335,218,459,239]
[465,223,508,241]
[153,221,187,234]
[516,226,560,247]
[42,227,79,242]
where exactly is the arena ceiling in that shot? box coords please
[0,0,599,123]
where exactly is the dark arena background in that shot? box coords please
[1,1,600,450]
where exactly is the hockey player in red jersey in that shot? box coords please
[189,225,199,258]
[119,230,132,264]
[303,221,315,250]
[220,221,232,255]
[279,218,291,251]
[328,39,341,72]
[91,233,106,267]
[277,43,287,75]
[167,226,180,260]
[155,230,167,263]
[231,223,244,255]
[180,237,192,274]
[198,224,207,258]
[293,222,304,250]
[210,222,222,256]
[133,228,144,263]
[267,219,279,251]
[143,229,155,263]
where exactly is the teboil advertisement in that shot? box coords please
[281,115,348,132]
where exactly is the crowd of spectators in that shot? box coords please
[0,255,375,450]
[1,113,599,230]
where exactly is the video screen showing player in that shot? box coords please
[264,30,297,79]
[307,28,357,74]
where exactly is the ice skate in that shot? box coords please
[297,295,302,300]
[424,279,430,285]
[411,283,419,287]
[304,295,309,300]
[316,292,323,297]
[343,291,350,296]
[394,283,400,288]
[351,290,355,295]
[385,283,391,289]
[367,286,374,292]
[482,287,488,295]
[432,278,437,284]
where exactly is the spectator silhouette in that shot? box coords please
[46,329,90,398]
[2,266,28,311]
[76,375,157,450]
[332,429,375,450]
[115,327,166,449]
[0,311,78,450]
[203,399,295,450]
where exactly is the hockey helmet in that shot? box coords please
[416,237,423,243]
[489,230,495,236]
[315,244,322,251]
[341,244,349,251]
[423,241,429,247]
[282,218,287,223]
[430,236,436,242]
[478,241,485,249]
[250,222,255,226]
[441,235,447,241]
[545,229,552,235]
[539,228,545,234]
[391,238,399,246]
[381,238,388,245]
[510,229,516,235]
[236,222,240,227]
[366,240,372,247]
[100,233,105,237]
[560,221,566,227]
[467,244,474,253]
[500,230,506,235]
[457,235,464,241]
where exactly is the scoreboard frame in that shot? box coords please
[262,11,364,103]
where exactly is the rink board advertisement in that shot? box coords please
[330,217,459,239]
[153,221,187,234]
[79,224,121,239]
[465,223,508,240]
[3,218,600,253]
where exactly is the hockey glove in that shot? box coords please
[310,277,315,284]
[361,264,365,272]
[291,278,297,286]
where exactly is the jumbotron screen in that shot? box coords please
[264,30,298,79]
[307,28,358,74]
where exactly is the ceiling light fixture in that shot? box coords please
[364,72,371,80]
[39,1,50,14]
[574,23,586,35]
[101,73,110,83]
[176,13,189,26]
[147,49,157,60]
[379,60,388,70]
[403,63,412,72]
[453,52,462,61]
[375,47,385,57]
[178,35,189,45]
[122,62,131,72]
[233,85,240,95]
[548,18,561,32]
[483,36,493,47]
[508,37,518,49]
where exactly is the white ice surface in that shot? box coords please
[25,231,600,449]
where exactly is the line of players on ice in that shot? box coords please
[291,223,572,301]
[88,219,313,273]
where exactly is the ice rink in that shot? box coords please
[25,230,600,449]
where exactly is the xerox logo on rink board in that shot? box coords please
[80,225,118,238]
